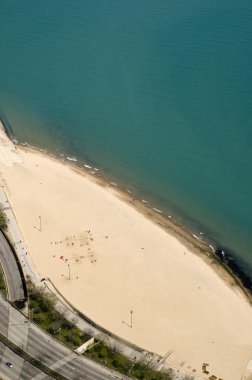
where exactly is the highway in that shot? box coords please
[0,342,52,380]
[0,295,127,380]
[0,230,25,304]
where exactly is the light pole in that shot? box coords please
[68,263,71,280]
[128,363,134,374]
[122,310,134,328]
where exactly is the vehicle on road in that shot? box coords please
[5,361,13,368]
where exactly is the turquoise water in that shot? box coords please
[1,1,252,278]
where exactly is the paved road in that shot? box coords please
[0,299,44,380]
[0,231,25,304]
[0,296,128,380]
[0,342,52,380]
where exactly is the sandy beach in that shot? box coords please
[0,126,252,379]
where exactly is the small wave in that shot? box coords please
[153,208,163,214]
[110,182,117,186]
[94,167,99,171]
[126,189,132,194]
[84,164,92,169]
[67,156,77,162]
[192,234,202,241]
[21,142,37,149]
[209,245,215,252]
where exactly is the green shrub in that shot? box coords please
[27,283,91,349]
[0,209,7,231]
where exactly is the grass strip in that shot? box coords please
[28,283,91,349]
[86,342,172,380]
[0,331,69,380]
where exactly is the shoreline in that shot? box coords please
[14,142,252,303]
[1,115,251,300]
[1,120,252,378]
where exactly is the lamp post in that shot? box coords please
[130,310,133,328]
[129,363,134,373]
[68,263,71,280]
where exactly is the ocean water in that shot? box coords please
[0,1,252,279]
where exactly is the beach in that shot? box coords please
[0,127,252,379]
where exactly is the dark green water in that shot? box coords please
[1,1,252,280]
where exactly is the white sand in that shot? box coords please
[0,132,252,379]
